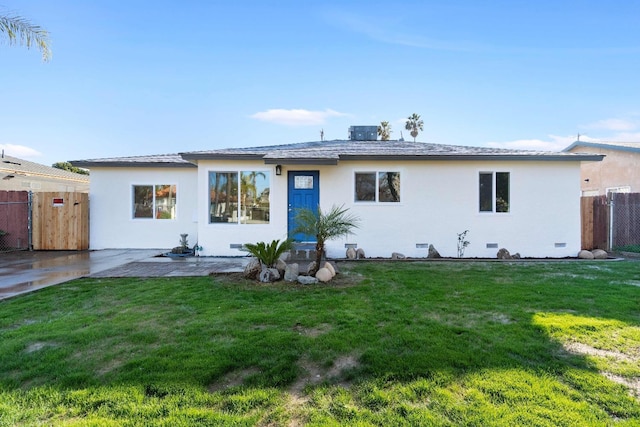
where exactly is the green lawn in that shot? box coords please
[1,260,639,426]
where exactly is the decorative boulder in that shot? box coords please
[346,248,357,259]
[512,253,521,259]
[592,249,608,259]
[284,263,299,282]
[297,275,319,285]
[324,262,336,277]
[259,267,280,283]
[315,267,333,283]
[497,248,512,259]
[276,258,287,276]
[391,252,406,260]
[307,261,318,276]
[243,258,261,280]
[578,250,595,259]
[356,248,366,259]
[279,251,291,262]
[427,244,441,259]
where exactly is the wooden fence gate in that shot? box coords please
[580,195,608,250]
[32,192,89,250]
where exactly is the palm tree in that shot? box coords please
[1,13,51,61]
[377,121,392,141]
[293,205,360,274]
[404,113,424,142]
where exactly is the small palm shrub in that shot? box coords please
[244,239,293,268]
[293,205,360,273]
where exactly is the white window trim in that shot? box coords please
[207,169,272,225]
[478,171,510,214]
[353,170,402,204]
[131,183,178,220]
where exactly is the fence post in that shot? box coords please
[608,193,614,251]
[28,191,33,251]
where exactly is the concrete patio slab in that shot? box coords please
[0,249,161,300]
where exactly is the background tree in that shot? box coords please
[0,13,51,61]
[293,205,360,274]
[377,121,392,141]
[404,113,424,142]
[52,162,89,175]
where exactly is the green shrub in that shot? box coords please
[244,239,293,268]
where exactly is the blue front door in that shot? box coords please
[288,171,320,241]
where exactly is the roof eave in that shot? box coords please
[339,154,606,162]
[263,158,339,166]
[179,153,264,161]
[70,161,196,168]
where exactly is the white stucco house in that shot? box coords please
[71,137,603,258]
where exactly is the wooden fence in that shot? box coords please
[581,192,640,251]
[31,191,89,250]
[580,195,608,250]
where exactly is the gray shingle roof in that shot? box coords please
[181,140,604,164]
[70,153,196,168]
[69,140,605,168]
[1,154,90,182]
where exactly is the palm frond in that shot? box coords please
[0,14,51,61]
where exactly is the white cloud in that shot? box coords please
[0,144,42,158]
[486,134,598,152]
[583,118,637,131]
[250,108,348,126]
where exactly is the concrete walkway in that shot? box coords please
[0,250,250,300]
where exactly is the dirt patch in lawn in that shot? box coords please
[292,323,332,337]
[25,341,58,353]
[289,354,360,397]
[563,341,640,399]
[207,367,262,393]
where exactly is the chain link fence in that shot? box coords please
[0,191,31,252]
[611,192,640,253]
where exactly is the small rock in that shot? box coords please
[512,253,521,259]
[592,249,608,259]
[284,263,299,282]
[259,267,280,283]
[356,248,366,259]
[315,267,333,282]
[297,275,319,285]
[276,258,287,275]
[578,250,595,259]
[346,247,356,259]
[243,258,261,280]
[497,248,512,259]
[324,262,336,277]
[391,252,406,260]
[427,244,441,258]
[307,261,318,276]
[279,251,291,262]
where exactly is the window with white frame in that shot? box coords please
[132,184,177,219]
[209,170,270,224]
[479,172,509,213]
[354,171,401,203]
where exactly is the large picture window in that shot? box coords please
[479,172,509,213]
[355,172,401,203]
[132,184,177,219]
[209,171,270,224]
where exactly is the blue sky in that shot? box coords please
[2,0,640,167]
